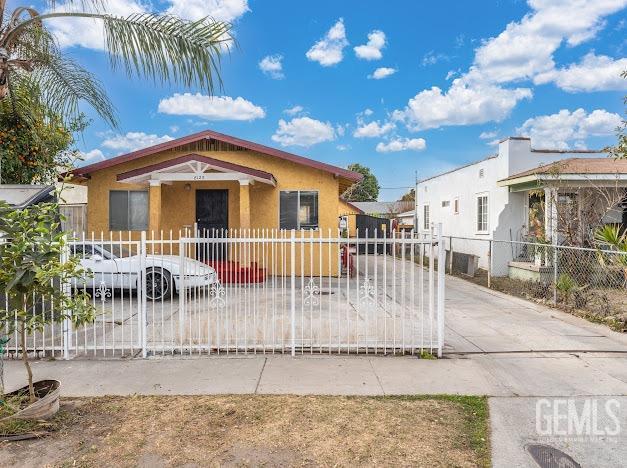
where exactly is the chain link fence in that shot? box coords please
[444,236,627,332]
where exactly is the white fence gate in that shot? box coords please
[4,225,446,359]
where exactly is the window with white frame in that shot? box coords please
[441,200,450,208]
[423,204,430,230]
[453,197,459,215]
[476,194,488,232]
[109,190,149,231]
[280,191,318,229]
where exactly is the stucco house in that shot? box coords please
[415,137,627,276]
[69,129,361,237]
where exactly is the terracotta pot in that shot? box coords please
[3,380,60,420]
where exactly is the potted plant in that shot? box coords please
[0,201,94,421]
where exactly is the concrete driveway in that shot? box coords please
[443,272,627,354]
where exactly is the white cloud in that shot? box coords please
[421,51,449,66]
[517,108,622,149]
[49,0,249,50]
[479,131,498,140]
[362,108,374,116]
[306,18,349,66]
[101,132,175,153]
[49,0,146,50]
[534,52,627,92]
[466,0,627,86]
[392,0,627,131]
[158,93,265,120]
[283,105,304,116]
[353,120,395,138]
[368,67,397,80]
[376,138,426,153]
[354,30,386,60]
[271,117,336,147]
[393,80,532,131]
[167,0,250,22]
[336,144,351,151]
[259,54,284,79]
[79,149,106,165]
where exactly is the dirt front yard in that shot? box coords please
[0,395,489,467]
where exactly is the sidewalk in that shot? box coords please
[4,352,627,467]
[4,351,627,397]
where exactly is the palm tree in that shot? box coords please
[0,0,232,127]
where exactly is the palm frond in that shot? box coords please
[29,53,117,127]
[101,13,232,94]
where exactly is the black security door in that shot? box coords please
[195,189,228,260]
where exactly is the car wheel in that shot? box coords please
[145,268,172,301]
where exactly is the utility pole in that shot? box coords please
[413,170,419,231]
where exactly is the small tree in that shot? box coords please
[606,70,626,160]
[400,189,415,202]
[0,201,94,403]
[342,163,379,201]
[0,82,87,184]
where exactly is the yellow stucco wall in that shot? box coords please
[338,199,361,237]
[80,149,345,275]
[83,149,341,235]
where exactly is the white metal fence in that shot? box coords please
[3,225,447,359]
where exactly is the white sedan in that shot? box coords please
[70,242,218,301]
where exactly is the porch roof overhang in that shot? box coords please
[497,158,627,193]
[116,153,277,186]
[497,173,627,192]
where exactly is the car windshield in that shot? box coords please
[70,243,134,259]
[99,244,134,259]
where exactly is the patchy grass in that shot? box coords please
[0,392,72,438]
[0,395,490,467]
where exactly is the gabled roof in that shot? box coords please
[71,129,362,184]
[116,153,277,185]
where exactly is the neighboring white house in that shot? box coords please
[415,137,627,276]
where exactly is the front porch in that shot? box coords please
[497,158,627,277]
[117,153,278,234]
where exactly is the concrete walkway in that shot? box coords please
[4,274,627,467]
[4,351,627,397]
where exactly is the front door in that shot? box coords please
[196,189,228,260]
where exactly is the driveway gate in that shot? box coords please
[5,225,446,359]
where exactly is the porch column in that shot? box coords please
[239,180,251,231]
[149,180,162,233]
[544,187,558,243]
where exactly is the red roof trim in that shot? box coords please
[116,153,277,184]
[72,129,362,182]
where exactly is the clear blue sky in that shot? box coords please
[25,0,627,199]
